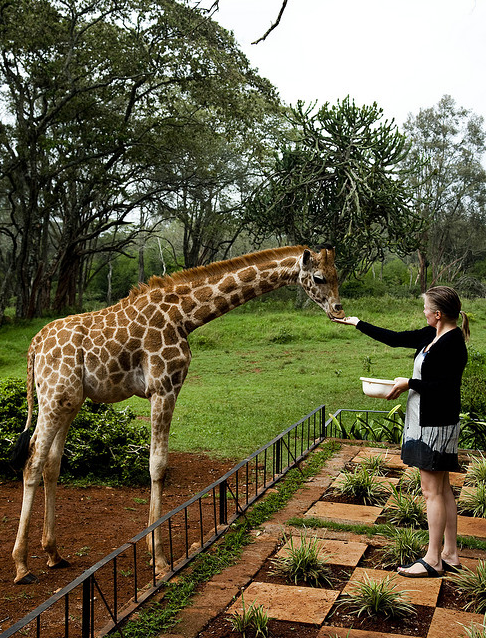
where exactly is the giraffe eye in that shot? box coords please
[313,274,327,285]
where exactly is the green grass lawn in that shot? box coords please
[2,296,485,459]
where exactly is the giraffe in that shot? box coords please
[10,245,345,584]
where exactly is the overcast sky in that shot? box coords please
[208,0,486,128]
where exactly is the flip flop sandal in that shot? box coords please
[442,560,462,573]
[398,557,444,578]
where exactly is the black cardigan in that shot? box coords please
[356,321,468,428]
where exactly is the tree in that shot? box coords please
[244,98,423,281]
[0,0,280,320]
[402,95,486,292]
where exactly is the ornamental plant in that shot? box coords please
[338,572,416,619]
[270,531,333,587]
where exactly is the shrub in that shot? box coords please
[0,377,150,484]
[458,484,486,518]
[229,595,269,638]
[333,465,389,506]
[384,485,427,528]
[399,467,422,495]
[449,560,486,613]
[461,349,486,419]
[380,526,428,568]
[466,455,486,486]
[270,531,333,587]
[338,572,416,618]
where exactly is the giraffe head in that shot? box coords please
[298,246,345,319]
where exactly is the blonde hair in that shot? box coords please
[424,286,470,342]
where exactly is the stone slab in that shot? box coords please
[427,607,486,638]
[276,537,368,567]
[211,538,278,585]
[227,581,340,625]
[457,514,486,538]
[305,501,383,524]
[449,471,466,487]
[342,567,442,607]
[351,448,393,463]
[319,628,411,638]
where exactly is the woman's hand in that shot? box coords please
[332,316,360,326]
[386,377,409,400]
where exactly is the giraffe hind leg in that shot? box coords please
[42,425,74,569]
[12,399,81,583]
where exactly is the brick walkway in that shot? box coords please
[157,444,486,638]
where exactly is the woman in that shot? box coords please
[334,286,469,578]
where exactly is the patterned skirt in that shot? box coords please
[400,351,460,472]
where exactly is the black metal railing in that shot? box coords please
[2,404,332,638]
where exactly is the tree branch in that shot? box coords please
[252,0,288,44]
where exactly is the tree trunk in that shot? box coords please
[417,249,428,293]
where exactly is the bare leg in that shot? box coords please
[441,471,460,565]
[398,469,446,575]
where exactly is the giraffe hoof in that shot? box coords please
[49,558,71,570]
[15,572,39,585]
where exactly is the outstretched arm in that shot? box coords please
[332,316,360,326]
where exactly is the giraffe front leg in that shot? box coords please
[147,392,175,575]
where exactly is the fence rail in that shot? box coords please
[3,403,341,638]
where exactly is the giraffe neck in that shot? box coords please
[140,247,304,333]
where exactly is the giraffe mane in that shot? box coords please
[128,246,306,299]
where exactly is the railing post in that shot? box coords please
[275,439,281,475]
[219,480,227,525]
[82,576,91,638]
[320,406,326,438]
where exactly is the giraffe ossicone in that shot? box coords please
[10,245,344,584]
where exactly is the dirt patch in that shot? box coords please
[0,451,235,633]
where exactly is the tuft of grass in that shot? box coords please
[449,560,486,613]
[333,465,389,506]
[270,530,333,587]
[399,467,422,495]
[380,525,428,569]
[384,485,427,528]
[458,618,486,638]
[338,572,416,619]
[228,595,269,638]
[466,455,486,486]
[458,484,486,518]
[358,453,388,476]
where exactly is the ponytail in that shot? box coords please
[460,310,470,342]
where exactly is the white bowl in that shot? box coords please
[360,377,395,399]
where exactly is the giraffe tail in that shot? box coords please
[10,343,35,472]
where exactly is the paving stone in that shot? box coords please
[276,537,368,567]
[172,607,217,638]
[227,581,340,625]
[427,607,486,638]
[351,447,393,463]
[189,581,241,610]
[319,628,410,638]
[382,453,407,470]
[211,538,278,585]
[449,471,466,487]
[342,567,442,606]
[305,500,383,524]
[457,514,486,538]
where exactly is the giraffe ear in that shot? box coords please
[302,249,312,269]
